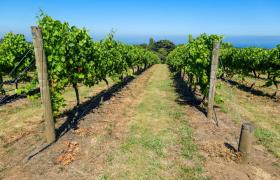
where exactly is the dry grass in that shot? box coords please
[216,78,280,158]
[0,80,112,143]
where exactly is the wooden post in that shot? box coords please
[238,123,254,163]
[31,26,56,144]
[207,41,220,120]
[0,73,4,94]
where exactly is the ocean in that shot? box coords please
[223,36,280,49]
[92,34,280,49]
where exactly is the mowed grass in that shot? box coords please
[99,64,207,179]
[216,80,280,158]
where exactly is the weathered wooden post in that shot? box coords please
[238,123,254,163]
[0,74,4,94]
[207,41,220,120]
[31,26,56,144]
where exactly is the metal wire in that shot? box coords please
[8,49,33,76]
[0,49,33,88]
[0,59,35,100]
[0,95,9,104]
[13,59,35,83]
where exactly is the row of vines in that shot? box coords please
[0,33,34,94]
[167,33,280,100]
[220,46,280,95]
[167,34,222,99]
[0,13,160,116]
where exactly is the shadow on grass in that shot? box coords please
[221,78,277,99]
[26,75,138,160]
[171,72,207,116]
[24,68,149,161]
[0,88,40,106]
[56,68,147,139]
[247,74,280,84]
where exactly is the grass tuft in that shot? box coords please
[179,124,197,159]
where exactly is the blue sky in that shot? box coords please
[1,0,280,43]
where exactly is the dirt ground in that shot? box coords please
[185,107,279,179]
[1,65,155,179]
[174,76,280,179]
[0,64,279,179]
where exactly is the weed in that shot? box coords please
[254,128,280,158]
[181,166,210,180]
[179,124,197,159]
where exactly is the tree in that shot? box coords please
[138,43,148,49]
[153,40,175,52]
[188,34,193,43]
[149,40,176,62]
[149,37,155,49]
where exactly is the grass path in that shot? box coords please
[98,64,205,179]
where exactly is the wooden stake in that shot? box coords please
[0,73,4,94]
[31,26,56,144]
[238,123,254,163]
[207,41,220,121]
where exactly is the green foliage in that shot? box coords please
[0,32,32,74]
[0,32,33,94]
[92,34,126,82]
[167,33,223,96]
[220,46,280,94]
[220,47,270,77]
[214,82,224,104]
[38,13,75,114]
[37,13,159,116]
[15,78,38,95]
[151,40,176,53]
[149,38,155,48]
[149,39,176,62]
